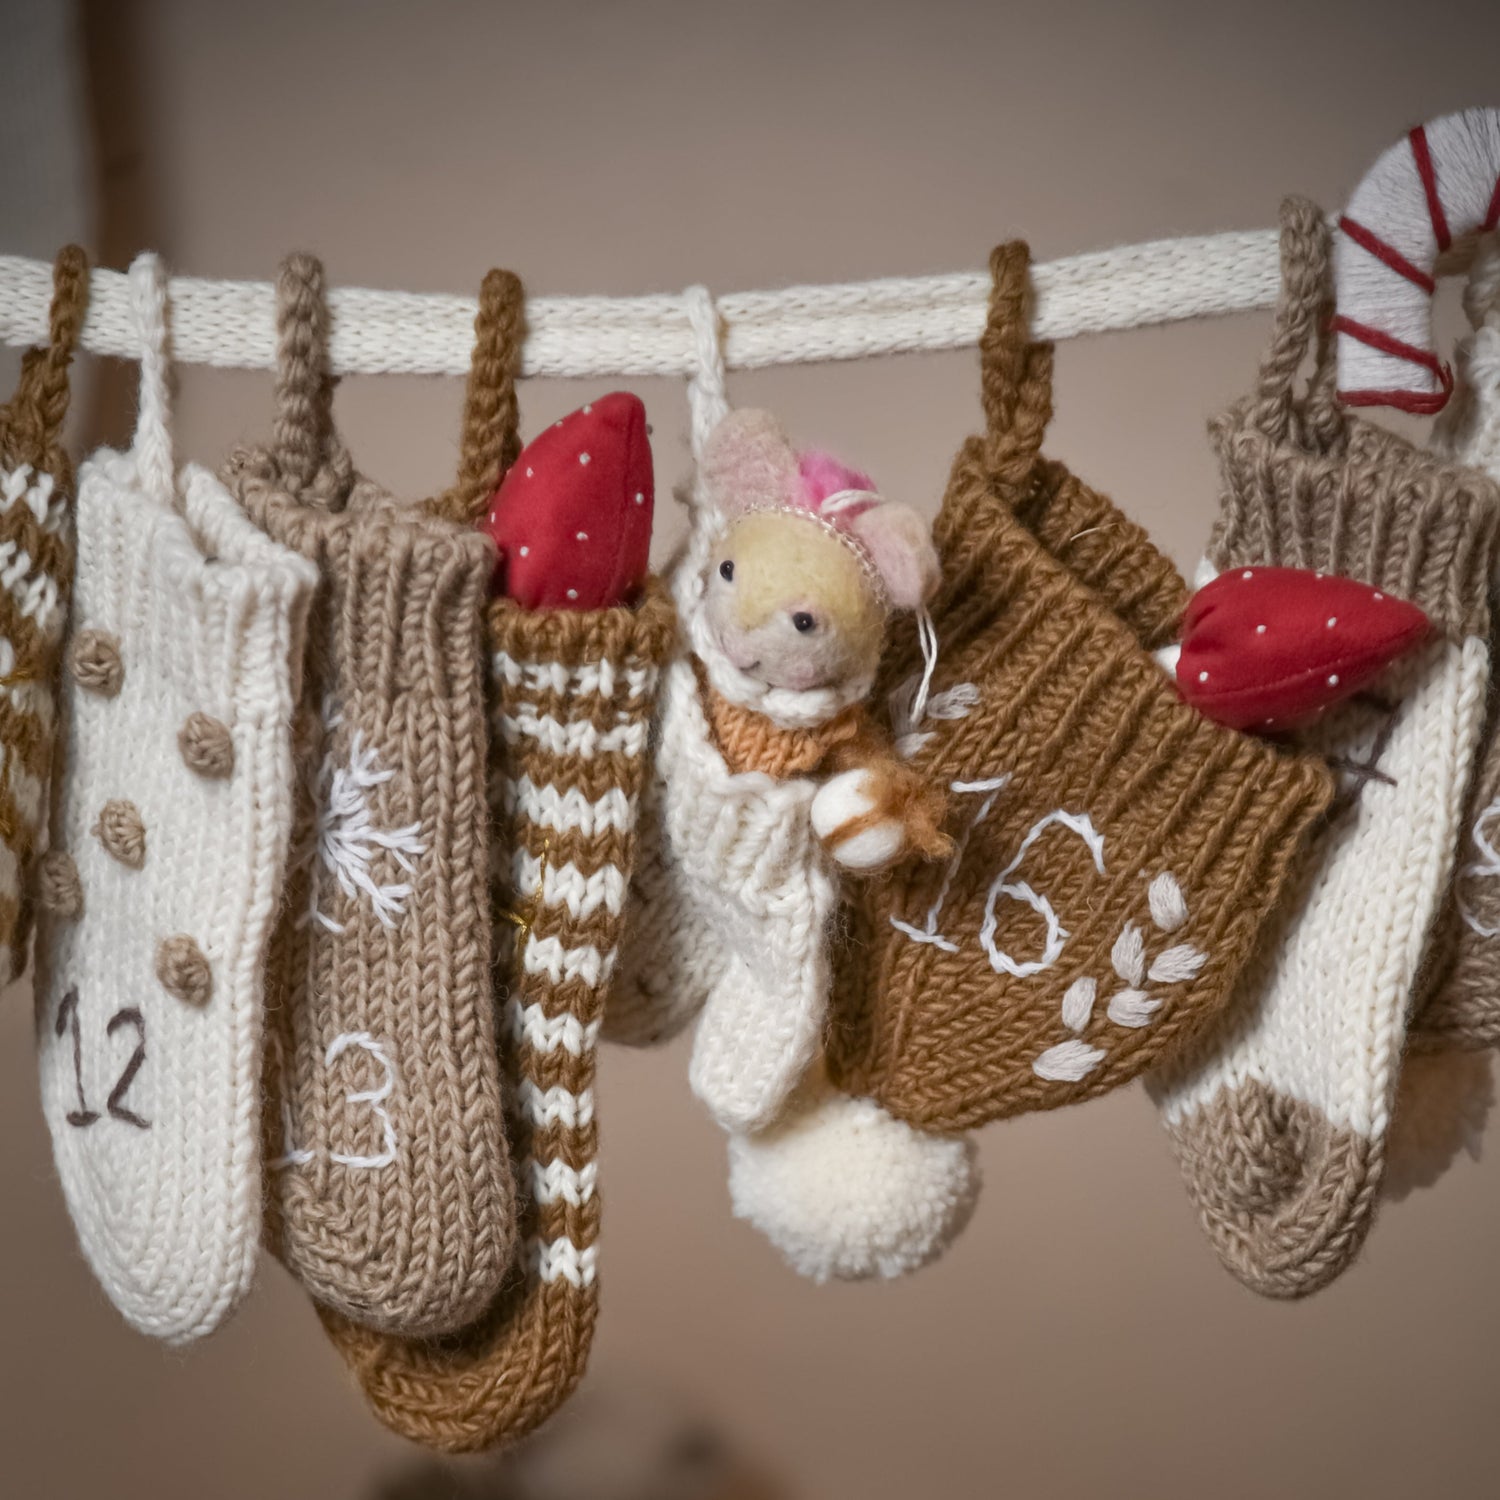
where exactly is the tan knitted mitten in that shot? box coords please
[36,256,316,1344]
[320,274,675,1451]
[824,241,1333,1133]
[229,256,514,1338]
[0,245,85,979]
[1149,200,1500,1297]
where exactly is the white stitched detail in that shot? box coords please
[1033,1039,1107,1081]
[1457,795,1500,936]
[504,996,602,1057]
[324,1032,399,1170]
[304,729,424,931]
[503,775,635,838]
[1148,944,1208,983]
[493,652,657,703]
[514,1080,595,1130]
[1148,872,1188,932]
[1061,977,1097,1032]
[1106,989,1161,1028]
[530,1235,597,1288]
[978,810,1106,978]
[531,1158,598,1207]
[1111,922,1146,985]
[513,847,627,921]
[500,708,647,760]
[522,932,612,989]
[889,776,1009,950]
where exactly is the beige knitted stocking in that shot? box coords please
[320,271,675,1452]
[0,245,85,980]
[1149,200,1500,1297]
[229,256,514,1338]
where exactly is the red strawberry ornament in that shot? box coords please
[1175,566,1429,732]
[480,391,654,610]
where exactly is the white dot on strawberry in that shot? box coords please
[1242,570,1253,580]
[1198,670,1209,683]
[579,452,591,466]
[583,403,592,414]
[1328,674,1340,687]
[1374,592,1384,601]
[1256,624,1267,634]
[526,467,533,478]
[519,545,529,557]
[1327,617,1337,627]
[566,589,578,600]
[634,492,644,505]
[576,531,588,541]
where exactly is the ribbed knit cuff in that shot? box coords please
[1209,401,1500,641]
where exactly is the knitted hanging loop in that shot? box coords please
[1334,106,1500,414]
[233,255,515,1339]
[977,242,1055,501]
[318,266,676,1451]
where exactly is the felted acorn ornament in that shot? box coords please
[480,392,653,609]
[1169,566,1430,731]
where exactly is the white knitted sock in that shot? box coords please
[35,256,315,1343]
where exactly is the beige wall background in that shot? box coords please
[4,2,1500,1496]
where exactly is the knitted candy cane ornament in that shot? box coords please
[1383,236,1500,1197]
[320,271,675,1452]
[228,256,514,1337]
[731,241,1332,1282]
[1149,199,1500,1297]
[0,245,85,980]
[35,255,315,1343]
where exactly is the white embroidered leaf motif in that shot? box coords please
[1033,1039,1107,1082]
[1060,977,1097,1032]
[1106,989,1161,1028]
[1148,872,1188,932]
[1111,922,1146,985]
[1147,944,1207,984]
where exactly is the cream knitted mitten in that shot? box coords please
[1149,201,1500,1298]
[36,256,315,1343]
[0,245,86,980]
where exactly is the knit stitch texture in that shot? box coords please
[0,245,85,981]
[36,254,315,1343]
[230,254,513,1337]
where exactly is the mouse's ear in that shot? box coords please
[701,408,802,516]
[848,501,942,611]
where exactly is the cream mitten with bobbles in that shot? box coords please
[35,256,316,1344]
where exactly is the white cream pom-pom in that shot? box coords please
[727,1082,979,1282]
[811,768,907,871]
[1383,1050,1493,1202]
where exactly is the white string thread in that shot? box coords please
[0,229,1289,380]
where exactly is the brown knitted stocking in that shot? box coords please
[318,272,676,1452]
[0,245,87,980]
[230,257,513,1338]
[824,240,1333,1133]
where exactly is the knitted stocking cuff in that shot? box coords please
[235,455,513,1339]
[0,245,87,978]
[1209,399,1499,640]
[828,479,1333,1132]
[318,585,674,1454]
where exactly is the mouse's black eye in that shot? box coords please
[718,559,734,582]
[792,611,816,634]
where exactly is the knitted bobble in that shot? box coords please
[37,849,83,918]
[69,629,124,697]
[155,935,213,1007]
[94,799,146,868]
[178,712,234,778]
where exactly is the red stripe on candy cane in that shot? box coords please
[1337,215,1436,294]
[1409,125,1452,251]
[1333,313,1454,414]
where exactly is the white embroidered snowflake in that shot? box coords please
[302,722,425,933]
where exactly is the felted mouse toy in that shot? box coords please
[608,408,949,1138]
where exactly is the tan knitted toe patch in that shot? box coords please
[94,799,146,868]
[69,629,124,697]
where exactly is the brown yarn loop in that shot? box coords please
[68,629,125,697]
[155,935,213,1007]
[428,268,527,526]
[978,241,1055,501]
[178,711,235,777]
[0,244,89,473]
[94,799,147,869]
